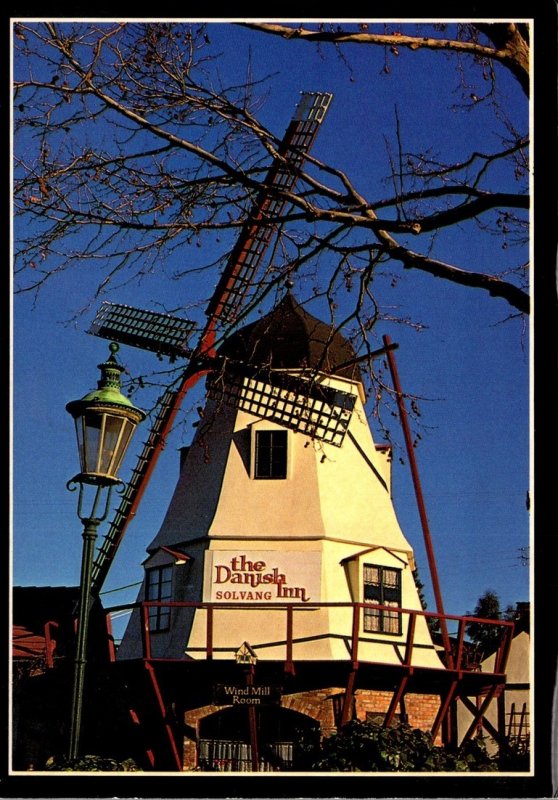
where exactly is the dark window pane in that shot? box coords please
[146,565,173,631]
[255,430,287,479]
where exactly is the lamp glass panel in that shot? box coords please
[83,411,103,474]
[105,416,135,477]
[98,414,124,476]
[74,417,86,473]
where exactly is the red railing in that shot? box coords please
[107,599,515,676]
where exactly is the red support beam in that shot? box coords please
[384,674,409,728]
[144,661,183,771]
[246,666,260,772]
[141,604,152,661]
[383,335,453,668]
[494,621,515,674]
[460,694,506,746]
[460,684,501,747]
[404,611,417,666]
[127,707,156,768]
[340,668,357,727]
[431,680,459,742]
[454,617,466,671]
[43,620,58,669]
[104,612,116,663]
[350,604,360,666]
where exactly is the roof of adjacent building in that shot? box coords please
[13,625,51,660]
[12,586,108,662]
[218,292,362,382]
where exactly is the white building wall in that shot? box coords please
[118,371,440,668]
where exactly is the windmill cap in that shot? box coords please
[218,293,362,382]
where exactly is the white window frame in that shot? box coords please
[363,563,402,635]
[146,564,173,632]
[250,425,291,480]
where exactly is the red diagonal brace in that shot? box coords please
[460,694,506,746]
[144,661,183,771]
[340,668,357,727]
[431,679,459,742]
[384,673,410,728]
[460,683,501,747]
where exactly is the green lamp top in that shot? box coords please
[66,342,145,420]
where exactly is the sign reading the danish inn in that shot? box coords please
[213,683,282,706]
[204,550,321,603]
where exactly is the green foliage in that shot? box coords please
[304,720,498,772]
[44,754,141,771]
[466,589,516,659]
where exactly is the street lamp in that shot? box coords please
[66,342,145,761]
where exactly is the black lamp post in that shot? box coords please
[66,342,145,761]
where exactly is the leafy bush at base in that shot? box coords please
[44,754,141,771]
[302,721,498,772]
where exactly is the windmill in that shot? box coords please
[66,92,513,771]
[87,91,364,596]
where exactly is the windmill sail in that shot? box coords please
[89,91,333,596]
[89,302,196,359]
[205,92,332,326]
[207,364,356,447]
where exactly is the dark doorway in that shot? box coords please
[198,705,319,772]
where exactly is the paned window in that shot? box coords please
[254,430,288,479]
[363,564,402,635]
[146,565,172,631]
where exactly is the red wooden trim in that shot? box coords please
[384,674,409,727]
[460,684,501,747]
[104,612,116,663]
[111,598,513,677]
[141,604,152,660]
[43,621,58,669]
[494,622,515,674]
[404,612,417,666]
[144,662,183,771]
[160,546,193,563]
[245,667,259,771]
[431,680,459,741]
[460,695,505,745]
[383,335,453,668]
[340,669,357,727]
[454,617,466,670]
[350,604,360,665]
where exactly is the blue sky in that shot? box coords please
[12,20,531,641]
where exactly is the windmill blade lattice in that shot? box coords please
[207,365,356,447]
[206,92,332,325]
[89,302,196,359]
[89,91,333,596]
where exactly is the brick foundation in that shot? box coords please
[182,688,443,769]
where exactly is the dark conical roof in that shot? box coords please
[218,293,361,382]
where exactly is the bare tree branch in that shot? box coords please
[239,22,529,95]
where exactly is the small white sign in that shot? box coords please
[204,550,321,604]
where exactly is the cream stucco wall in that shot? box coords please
[179,539,442,667]
[119,371,441,668]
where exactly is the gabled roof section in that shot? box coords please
[219,292,362,382]
[143,546,193,565]
[340,546,409,567]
